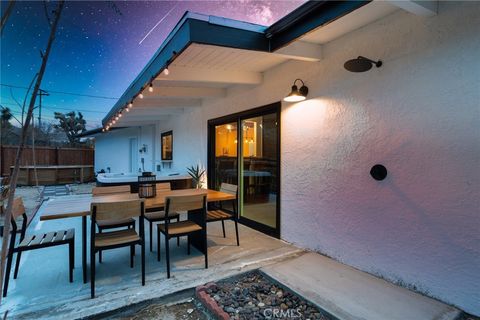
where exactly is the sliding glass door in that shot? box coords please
[208,103,280,237]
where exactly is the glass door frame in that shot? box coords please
[207,102,281,238]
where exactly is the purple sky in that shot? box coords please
[1,1,305,129]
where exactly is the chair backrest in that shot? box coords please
[92,185,130,196]
[1,186,10,200]
[220,183,237,196]
[156,182,171,192]
[11,197,26,220]
[166,194,206,214]
[91,199,143,221]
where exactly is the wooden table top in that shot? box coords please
[40,189,235,221]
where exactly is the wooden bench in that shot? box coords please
[3,198,75,297]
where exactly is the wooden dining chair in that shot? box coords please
[92,185,136,262]
[90,199,145,298]
[3,198,75,297]
[207,183,239,246]
[157,194,207,278]
[92,185,131,196]
[144,183,180,252]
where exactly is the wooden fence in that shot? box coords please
[0,145,94,177]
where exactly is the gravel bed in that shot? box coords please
[205,271,335,320]
[94,296,213,320]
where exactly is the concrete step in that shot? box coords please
[261,252,460,320]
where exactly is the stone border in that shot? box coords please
[195,282,230,320]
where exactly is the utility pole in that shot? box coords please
[38,89,49,128]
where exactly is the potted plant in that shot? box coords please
[187,164,205,189]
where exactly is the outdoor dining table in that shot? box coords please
[40,188,236,283]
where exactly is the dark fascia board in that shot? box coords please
[102,12,268,125]
[267,0,371,50]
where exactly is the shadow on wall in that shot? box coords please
[387,178,478,259]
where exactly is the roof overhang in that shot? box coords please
[103,0,435,130]
[103,1,374,128]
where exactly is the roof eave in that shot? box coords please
[102,13,269,125]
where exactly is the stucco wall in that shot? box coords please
[99,2,480,314]
[278,2,480,314]
[95,125,156,173]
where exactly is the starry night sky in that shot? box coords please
[0,1,304,129]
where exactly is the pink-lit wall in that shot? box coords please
[141,2,480,314]
[280,3,479,314]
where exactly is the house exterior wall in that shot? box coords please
[149,2,480,314]
[95,125,156,173]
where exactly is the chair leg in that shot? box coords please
[130,245,134,268]
[221,220,226,238]
[149,220,153,252]
[204,231,208,269]
[234,219,240,246]
[157,228,161,262]
[13,251,22,279]
[91,250,95,299]
[176,217,180,246]
[98,228,102,263]
[69,240,74,282]
[133,221,136,256]
[141,242,145,286]
[166,235,171,279]
[3,249,14,297]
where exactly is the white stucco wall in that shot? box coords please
[95,125,156,173]
[96,2,479,314]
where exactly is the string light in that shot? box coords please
[163,67,169,75]
[128,102,133,108]
[126,108,130,112]
[118,113,122,118]
[148,83,153,92]
[139,93,144,99]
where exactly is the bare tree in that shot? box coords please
[0,0,65,303]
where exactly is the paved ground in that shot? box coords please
[0,184,470,320]
[0,197,303,320]
[42,185,70,197]
[261,253,461,320]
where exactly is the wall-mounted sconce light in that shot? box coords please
[139,144,147,153]
[284,79,308,102]
[344,56,382,73]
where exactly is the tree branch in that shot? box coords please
[0,0,15,36]
[0,0,65,304]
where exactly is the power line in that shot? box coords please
[0,83,119,100]
[3,108,101,123]
[0,101,106,114]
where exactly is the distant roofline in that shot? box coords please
[102,1,370,126]
[76,126,125,138]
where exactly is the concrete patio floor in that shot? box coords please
[262,253,461,320]
[0,194,466,320]
[0,196,303,319]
